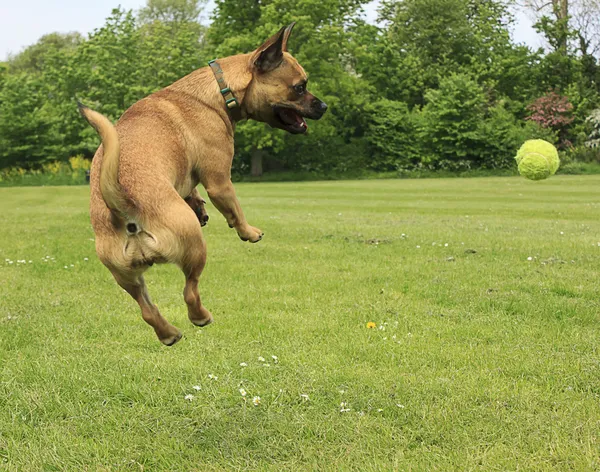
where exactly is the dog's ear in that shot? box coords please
[252,26,287,73]
[282,22,296,52]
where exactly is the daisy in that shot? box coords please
[184,394,194,401]
[252,396,261,406]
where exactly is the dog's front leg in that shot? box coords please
[205,178,263,243]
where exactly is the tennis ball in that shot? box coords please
[515,139,560,181]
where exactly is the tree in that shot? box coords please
[375,0,534,106]
[7,32,82,74]
[0,74,59,168]
[138,0,207,24]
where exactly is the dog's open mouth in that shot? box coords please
[273,106,308,134]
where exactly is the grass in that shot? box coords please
[1,176,599,471]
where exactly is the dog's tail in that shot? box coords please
[78,102,128,217]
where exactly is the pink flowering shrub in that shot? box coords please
[526,92,574,148]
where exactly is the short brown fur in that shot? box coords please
[80,24,327,345]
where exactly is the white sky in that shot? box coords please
[0,0,544,61]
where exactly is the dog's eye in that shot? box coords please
[294,83,306,95]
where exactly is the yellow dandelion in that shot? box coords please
[366,322,376,329]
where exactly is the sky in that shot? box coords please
[0,0,545,61]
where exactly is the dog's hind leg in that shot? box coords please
[176,218,213,328]
[113,272,183,346]
[182,257,213,328]
[154,198,213,328]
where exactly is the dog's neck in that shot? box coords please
[167,54,254,128]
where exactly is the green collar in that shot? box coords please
[208,59,242,122]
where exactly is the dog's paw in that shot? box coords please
[189,307,214,327]
[238,225,264,243]
[159,329,183,346]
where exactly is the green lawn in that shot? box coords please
[1,176,599,471]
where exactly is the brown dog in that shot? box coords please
[79,23,327,345]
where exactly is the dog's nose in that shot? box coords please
[319,101,328,113]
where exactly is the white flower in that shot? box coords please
[340,402,351,413]
[416,245,421,249]
[339,390,346,395]
[239,388,247,397]
[271,355,278,363]
[258,356,265,362]
[192,385,201,391]
[263,363,271,367]
[84,257,89,261]
[184,394,195,401]
[444,243,449,247]
[396,404,405,409]
[208,374,218,380]
[377,408,384,412]
[239,362,248,367]
[301,394,309,401]
[252,396,261,406]
[527,256,533,261]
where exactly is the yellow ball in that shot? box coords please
[515,139,560,181]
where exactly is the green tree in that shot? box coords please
[0,74,59,168]
[7,32,82,74]
[138,0,206,24]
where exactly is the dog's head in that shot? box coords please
[245,23,328,134]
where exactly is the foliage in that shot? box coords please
[0,155,91,186]
[585,108,600,147]
[526,91,574,147]
[0,0,599,174]
[364,99,423,171]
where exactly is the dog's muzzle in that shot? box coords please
[307,98,328,120]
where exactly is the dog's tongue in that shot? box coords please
[280,109,307,129]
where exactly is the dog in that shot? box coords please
[78,23,327,345]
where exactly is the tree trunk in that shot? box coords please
[251,149,264,177]
[552,0,569,54]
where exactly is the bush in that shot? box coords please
[478,103,556,169]
[526,91,574,147]
[364,99,423,171]
[0,156,91,186]
[420,74,487,169]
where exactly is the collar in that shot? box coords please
[208,59,243,122]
